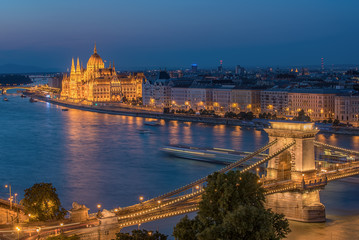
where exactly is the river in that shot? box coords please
[1,92,359,239]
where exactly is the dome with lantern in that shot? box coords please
[87,43,104,71]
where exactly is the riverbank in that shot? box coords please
[26,92,359,135]
[26,93,268,129]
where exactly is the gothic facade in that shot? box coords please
[61,44,143,104]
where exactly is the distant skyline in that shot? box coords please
[1,0,359,70]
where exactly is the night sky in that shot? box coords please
[0,0,358,70]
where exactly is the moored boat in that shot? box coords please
[29,97,38,103]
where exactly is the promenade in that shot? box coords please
[27,93,267,128]
[26,92,359,135]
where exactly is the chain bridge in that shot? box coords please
[2,121,358,238]
[101,121,359,229]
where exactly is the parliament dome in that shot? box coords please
[87,43,104,70]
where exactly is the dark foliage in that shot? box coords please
[22,183,66,221]
[116,229,168,240]
[173,171,290,240]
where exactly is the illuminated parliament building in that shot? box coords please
[61,44,144,104]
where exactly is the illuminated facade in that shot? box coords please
[61,44,144,104]
[118,73,145,101]
[288,89,336,121]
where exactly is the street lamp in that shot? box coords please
[5,184,12,210]
[16,226,20,240]
[139,196,144,203]
[97,204,102,218]
[36,227,41,237]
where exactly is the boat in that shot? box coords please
[144,121,161,126]
[21,94,26,98]
[62,109,69,111]
[161,145,268,165]
[138,129,151,134]
[29,98,38,103]
[3,97,8,101]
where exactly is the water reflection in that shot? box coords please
[0,95,359,239]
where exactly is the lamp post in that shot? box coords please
[97,204,102,218]
[16,226,20,240]
[5,185,12,210]
[139,196,144,204]
[60,223,64,234]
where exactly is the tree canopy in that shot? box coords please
[173,171,290,240]
[116,229,168,240]
[46,234,79,240]
[292,109,310,122]
[22,183,66,221]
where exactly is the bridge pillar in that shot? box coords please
[264,121,325,222]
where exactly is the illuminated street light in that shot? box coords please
[139,196,144,203]
[97,204,102,218]
[5,184,12,210]
[16,226,20,240]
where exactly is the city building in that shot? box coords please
[230,88,261,114]
[212,85,234,112]
[335,94,359,126]
[142,71,172,108]
[288,89,337,121]
[260,89,289,117]
[118,73,145,101]
[61,44,144,104]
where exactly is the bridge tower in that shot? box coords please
[264,121,325,222]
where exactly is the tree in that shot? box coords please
[246,112,254,121]
[173,215,202,240]
[22,183,66,221]
[116,229,168,240]
[173,171,290,240]
[333,119,340,126]
[293,110,310,122]
[46,234,80,240]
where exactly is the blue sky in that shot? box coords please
[0,0,358,70]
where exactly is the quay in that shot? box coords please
[24,92,359,135]
[25,92,268,128]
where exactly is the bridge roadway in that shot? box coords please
[0,86,31,94]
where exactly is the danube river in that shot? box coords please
[1,92,359,239]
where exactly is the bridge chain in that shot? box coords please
[314,141,359,156]
[117,140,282,222]
[149,139,279,202]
